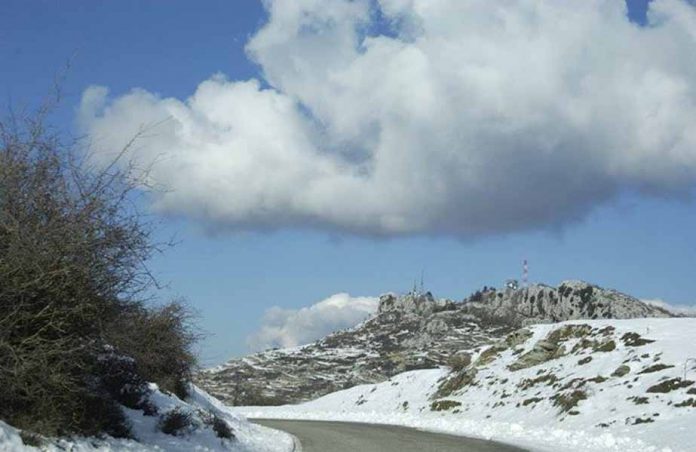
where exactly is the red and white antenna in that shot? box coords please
[523,259,529,287]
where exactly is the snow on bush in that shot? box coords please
[0,384,293,451]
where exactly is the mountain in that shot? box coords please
[196,281,674,406]
[239,317,696,452]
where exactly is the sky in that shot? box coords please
[2,0,696,365]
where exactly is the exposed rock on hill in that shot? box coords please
[462,280,673,326]
[197,281,675,406]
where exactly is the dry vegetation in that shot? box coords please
[0,106,200,437]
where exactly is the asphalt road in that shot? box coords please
[253,419,527,452]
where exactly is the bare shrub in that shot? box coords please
[105,300,201,399]
[97,347,150,409]
[211,416,234,439]
[159,409,192,436]
[0,105,198,436]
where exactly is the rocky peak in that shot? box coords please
[378,291,456,316]
[462,280,674,326]
[379,291,431,314]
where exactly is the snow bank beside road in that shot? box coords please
[240,318,696,452]
[0,384,293,451]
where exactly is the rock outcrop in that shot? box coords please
[461,280,672,326]
[378,291,455,316]
[196,280,675,406]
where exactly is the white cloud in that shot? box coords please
[79,0,696,237]
[246,293,378,351]
[642,299,696,317]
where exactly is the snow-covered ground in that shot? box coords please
[240,318,696,452]
[0,384,293,451]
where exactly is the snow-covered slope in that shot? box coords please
[0,384,293,452]
[240,318,696,452]
[199,281,675,407]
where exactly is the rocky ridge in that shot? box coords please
[196,281,674,406]
[460,280,673,326]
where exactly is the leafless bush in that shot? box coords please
[211,416,234,439]
[158,408,192,436]
[105,300,201,399]
[0,106,198,436]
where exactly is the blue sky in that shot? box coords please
[3,0,696,365]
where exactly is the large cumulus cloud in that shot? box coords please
[79,0,696,237]
[246,293,378,351]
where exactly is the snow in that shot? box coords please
[0,421,28,452]
[0,384,293,451]
[239,318,696,452]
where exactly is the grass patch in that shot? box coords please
[435,368,478,398]
[552,390,587,413]
[475,343,508,367]
[638,364,674,374]
[621,332,654,347]
[518,373,558,390]
[611,365,630,378]
[547,324,592,343]
[628,396,649,405]
[431,400,462,411]
[647,378,694,394]
[587,376,607,384]
[594,340,616,352]
[675,399,696,408]
[522,397,544,406]
[504,329,533,348]
[597,326,615,336]
[630,417,654,425]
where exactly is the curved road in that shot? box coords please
[253,419,527,452]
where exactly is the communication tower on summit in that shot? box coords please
[410,270,426,296]
[505,260,528,291]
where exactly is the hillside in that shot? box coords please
[197,281,674,406]
[240,318,696,452]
